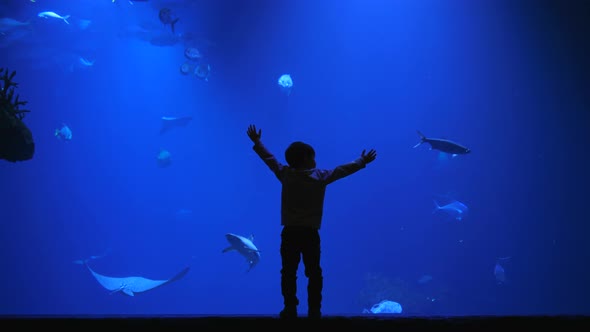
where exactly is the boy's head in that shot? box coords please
[285,141,316,169]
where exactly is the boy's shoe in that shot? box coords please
[279,307,298,319]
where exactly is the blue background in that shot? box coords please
[1,0,589,316]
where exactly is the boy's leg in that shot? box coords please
[302,229,322,318]
[280,227,301,317]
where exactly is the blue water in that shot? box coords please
[1,0,589,317]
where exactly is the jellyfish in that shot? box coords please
[277,74,293,96]
[157,149,171,168]
[55,123,72,141]
[184,47,201,61]
[180,62,192,75]
[194,63,210,81]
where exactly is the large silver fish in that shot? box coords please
[37,11,70,25]
[433,199,469,221]
[414,130,471,155]
[222,233,261,272]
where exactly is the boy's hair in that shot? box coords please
[285,141,315,168]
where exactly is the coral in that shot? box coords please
[0,68,34,162]
[0,68,29,120]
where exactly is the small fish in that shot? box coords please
[0,18,30,33]
[222,233,261,272]
[158,8,179,34]
[72,249,111,265]
[79,57,95,67]
[433,199,468,221]
[38,11,71,24]
[78,19,92,30]
[414,130,470,155]
[160,116,192,134]
[494,257,511,284]
[113,0,149,3]
[175,209,193,220]
[417,274,433,284]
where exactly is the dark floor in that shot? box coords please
[2,315,589,331]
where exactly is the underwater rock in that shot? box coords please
[0,68,34,162]
[363,300,403,314]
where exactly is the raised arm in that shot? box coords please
[247,124,285,178]
[322,149,377,184]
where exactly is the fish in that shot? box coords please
[413,130,470,155]
[417,274,433,284]
[222,233,261,272]
[78,261,190,296]
[158,8,179,34]
[494,257,511,285]
[0,20,32,48]
[79,57,95,67]
[433,199,468,221]
[38,11,71,25]
[160,116,192,134]
[175,208,193,220]
[0,18,30,33]
[113,0,149,3]
[77,19,92,30]
[72,249,111,265]
[494,262,505,284]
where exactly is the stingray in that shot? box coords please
[83,263,190,296]
[160,116,192,134]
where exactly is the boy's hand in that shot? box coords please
[247,124,262,143]
[361,149,377,164]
